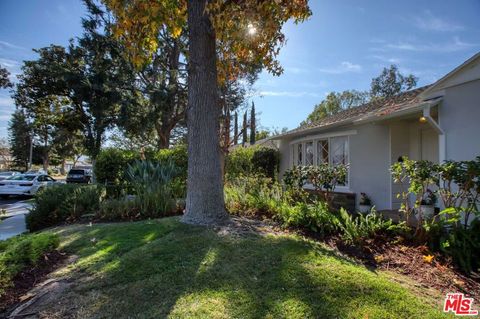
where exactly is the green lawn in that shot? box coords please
[32,217,449,318]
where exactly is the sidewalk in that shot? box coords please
[0,200,31,240]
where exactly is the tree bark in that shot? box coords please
[155,122,171,149]
[60,158,66,175]
[182,0,228,225]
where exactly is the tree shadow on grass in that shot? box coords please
[43,218,448,319]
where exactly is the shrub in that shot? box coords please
[97,198,139,221]
[251,147,280,179]
[392,156,480,273]
[0,233,59,297]
[276,201,339,236]
[391,158,438,222]
[283,164,348,208]
[336,208,394,244]
[27,184,105,231]
[225,146,280,179]
[225,174,281,216]
[225,147,256,179]
[154,145,188,180]
[94,148,137,197]
[126,159,181,218]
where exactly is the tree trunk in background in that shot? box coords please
[182,0,228,225]
[60,158,66,175]
[156,123,171,149]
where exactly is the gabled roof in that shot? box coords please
[277,85,431,138]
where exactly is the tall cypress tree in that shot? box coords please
[242,111,247,146]
[250,102,256,145]
[233,112,238,145]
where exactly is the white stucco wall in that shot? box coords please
[349,123,391,210]
[437,79,480,162]
[277,122,391,210]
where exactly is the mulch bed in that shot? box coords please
[238,214,480,302]
[0,250,68,315]
[323,235,480,302]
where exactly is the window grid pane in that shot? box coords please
[305,142,314,165]
[330,136,348,186]
[297,143,303,166]
[317,140,329,165]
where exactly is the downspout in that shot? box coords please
[422,104,446,162]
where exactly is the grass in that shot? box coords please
[27,217,451,318]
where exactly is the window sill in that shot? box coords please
[303,183,352,194]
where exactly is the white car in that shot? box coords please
[0,174,58,198]
[0,171,21,181]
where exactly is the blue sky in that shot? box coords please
[0,0,479,138]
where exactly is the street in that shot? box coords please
[0,197,31,240]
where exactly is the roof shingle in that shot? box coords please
[289,85,431,134]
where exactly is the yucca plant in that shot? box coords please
[126,159,180,217]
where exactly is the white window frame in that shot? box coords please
[290,131,353,190]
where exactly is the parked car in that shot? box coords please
[0,171,21,181]
[0,174,58,198]
[66,168,92,184]
[25,169,47,175]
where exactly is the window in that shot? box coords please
[330,136,349,186]
[305,142,314,165]
[331,136,348,166]
[296,143,303,166]
[291,135,350,187]
[317,140,329,164]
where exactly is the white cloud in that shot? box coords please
[0,40,25,51]
[412,10,464,32]
[317,61,362,74]
[258,91,320,98]
[380,37,477,53]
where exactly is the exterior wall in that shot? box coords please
[349,123,391,210]
[277,122,391,210]
[390,121,410,210]
[438,79,480,162]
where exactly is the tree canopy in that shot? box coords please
[301,65,418,127]
[104,0,311,225]
[301,90,369,126]
[371,64,418,98]
[0,66,13,89]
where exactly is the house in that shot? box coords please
[273,53,480,211]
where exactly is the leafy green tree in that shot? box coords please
[117,26,188,149]
[52,111,85,174]
[106,0,311,224]
[370,64,417,98]
[8,110,31,171]
[0,66,13,89]
[301,90,369,126]
[13,7,131,168]
[255,130,270,141]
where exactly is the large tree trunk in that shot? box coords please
[182,0,228,225]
